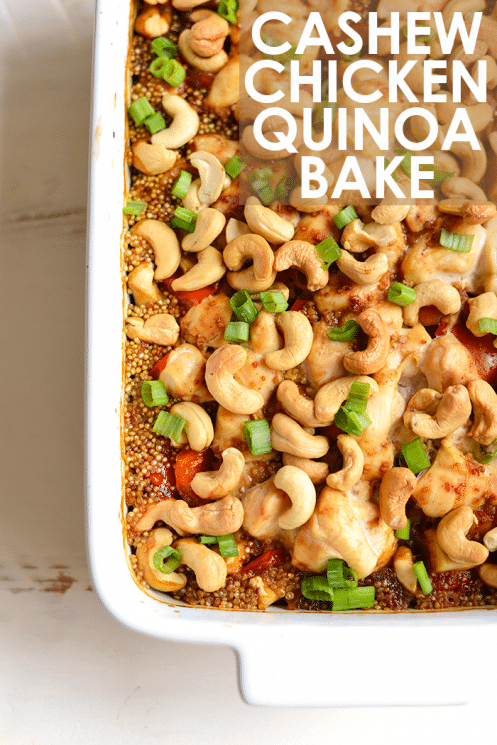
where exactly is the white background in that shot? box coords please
[0,0,495,741]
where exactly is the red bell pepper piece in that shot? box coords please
[241,548,287,576]
[149,352,171,380]
[174,447,217,507]
[161,271,218,308]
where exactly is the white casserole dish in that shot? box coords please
[86,0,497,706]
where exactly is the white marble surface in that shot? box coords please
[1,0,496,741]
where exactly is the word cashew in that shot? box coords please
[158,343,207,399]
[337,249,389,286]
[127,261,164,306]
[131,141,176,176]
[282,453,329,484]
[223,233,274,281]
[244,197,295,244]
[277,381,322,427]
[178,29,228,73]
[189,150,225,204]
[314,375,378,423]
[393,546,418,594]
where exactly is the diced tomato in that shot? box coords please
[161,271,219,308]
[148,463,178,499]
[241,548,287,576]
[149,352,171,380]
[290,298,306,312]
[174,447,217,507]
[436,319,497,386]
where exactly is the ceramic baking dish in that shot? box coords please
[86,0,496,706]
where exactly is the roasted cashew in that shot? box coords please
[191,447,245,499]
[169,402,214,451]
[449,138,487,184]
[135,528,186,592]
[205,345,265,415]
[379,467,417,530]
[282,453,329,484]
[223,234,274,281]
[440,178,492,213]
[182,208,226,252]
[131,219,181,281]
[393,546,418,594]
[478,562,497,588]
[271,413,329,459]
[158,343,208,399]
[127,261,164,306]
[274,466,317,530]
[171,247,225,291]
[343,310,390,375]
[314,375,379,423]
[226,267,277,293]
[126,313,179,346]
[421,335,480,392]
[468,379,497,446]
[403,280,461,326]
[131,141,176,176]
[467,292,497,339]
[277,381,322,427]
[483,527,497,551]
[244,197,295,245]
[183,179,208,213]
[173,538,227,592]
[273,240,329,291]
[325,434,364,491]
[341,219,397,253]
[436,505,489,566]
[135,495,244,536]
[189,10,229,57]
[404,385,472,439]
[189,150,225,205]
[435,95,493,133]
[151,94,200,149]
[225,218,250,243]
[249,310,282,354]
[265,311,313,371]
[135,4,171,38]
[205,56,240,108]
[370,204,409,225]
[178,29,228,72]
[337,249,389,287]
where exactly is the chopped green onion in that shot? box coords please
[334,206,359,229]
[343,381,370,416]
[439,228,474,253]
[217,533,239,558]
[224,321,250,343]
[225,154,247,179]
[420,164,453,187]
[301,576,335,602]
[378,156,399,181]
[149,57,169,78]
[332,586,375,611]
[393,148,413,178]
[160,59,186,87]
[170,207,197,233]
[340,38,360,62]
[479,318,497,335]
[123,200,147,215]
[334,407,371,437]
[395,519,411,540]
[144,112,166,135]
[247,167,273,183]
[244,419,272,456]
[315,237,341,269]
[230,290,258,323]
[151,37,178,58]
[387,282,417,307]
[475,439,497,464]
[141,380,169,407]
[199,535,218,545]
[260,291,288,314]
[171,170,192,200]
[327,559,358,589]
[275,175,296,199]
[413,560,433,595]
[153,545,182,574]
[128,97,155,125]
[401,24,435,44]
[251,180,274,206]
[326,319,359,342]
[152,411,187,441]
[218,0,238,24]
[402,437,430,475]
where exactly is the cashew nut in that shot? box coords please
[271,413,329,459]
[404,385,472,439]
[183,179,208,213]
[127,261,164,306]
[131,219,181,281]
[135,494,244,536]
[131,141,177,175]
[182,208,226,252]
[478,562,497,588]
[189,150,225,205]
[326,434,364,491]
[337,249,389,286]
[468,379,497,446]
[264,311,313,371]
[191,447,245,499]
[273,240,329,291]
[126,313,179,346]
[158,343,208,400]
[226,267,277,293]
[244,197,295,244]
[151,94,200,149]
[467,292,497,339]
[205,345,265,415]
[370,204,409,224]
[314,375,379,423]
[135,528,186,592]
[135,4,171,38]
[483,527,497,551]
[249,310,282,354]
[171,247,225,291]
[378,467,417,530]
[277,381,322,427]
[420,334,480,392]
[189,10,229,57]
[173,537,227,592]
[223,234,274,281]
[436,505,489,566]
[403,280,462,327]
[393,546,418,594]
[343,309,390,375]
[169,401,214,451]
[225,218,250,243]
[273,466,316,530]
[205,56,240,108]
[341,219,397,253]
[282,453,329,484]
[178,29,228,73]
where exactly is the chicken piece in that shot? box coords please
[180,293,232,349]
[420,334,480,393]
[305,320,352,388]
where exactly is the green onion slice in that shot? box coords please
[334,206,359,229]
[327,559,358,589]
[244,419,272,456]
[170,207,197,233]
[251,181,274,206]
[334,407,371,437]
[149,57,169,78]
[152,411,187,441]
[326,319,359,342]
[230,290,258,323]
[128,97,155,125]
[332,586,375,611]
[225,154,247,179]
[395,519,411,540]
[153,545,182,574]
[387,282,417,307]
[475,439,497,465]
[401,24,435,44]
[171,170,192,200]
[161,59,186,87]
[413,560,433,595]
[301,576,335,602]
[217,533,239,558]
[479,318,497,335]
[247,167,272,183]
[420,164,453,187]
[218,0,238,23]
[315,237,342,270]
[224,321,250,343]
[343,381,370,416]
[275,175,296,199]
[439,228,474,253]
[145,112,166,135]
[151,37,178,58]
[260,291,288,314]
[199,535,218,545]
[393,148,413,178]
[402,437,430,475]
[123,200,147,216]
[141,380,169,407]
